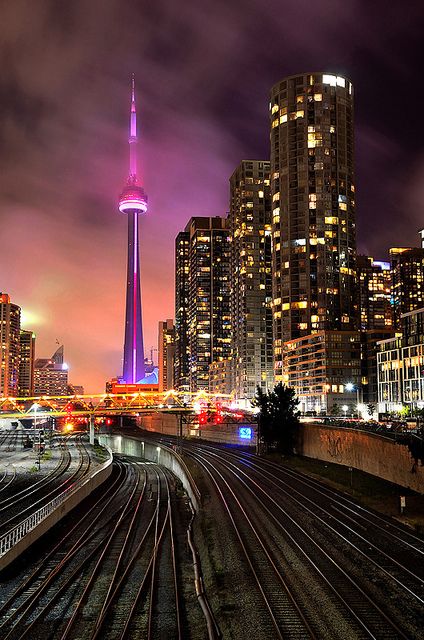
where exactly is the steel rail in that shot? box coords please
[0,461,127,625]
[0,466,16,495]
[189,450,315,640]
[189,446,411,640]
[0,437,73,510]
[2,463,137,640]
[58,464,143,639]
[89,467,164,640]
[207,447,424,593]
[253,455,424,554]
[0,461,123,640]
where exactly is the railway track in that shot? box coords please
[0,435,93,537]
[185,443,422,639]
[0,457,191,640]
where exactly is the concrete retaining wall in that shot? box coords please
[298,424,424,493]
[0,447,113,571]
[139,413,257,447]
[98,434,201,509]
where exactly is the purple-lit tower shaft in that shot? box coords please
[119,76,147,383]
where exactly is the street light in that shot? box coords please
[345,383,361,418]
[342,405,348,418]
[30,403,41,469]
[31,402,40,434]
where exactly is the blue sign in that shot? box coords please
[239,426,252,440]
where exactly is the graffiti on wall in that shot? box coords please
[326,433,343,462]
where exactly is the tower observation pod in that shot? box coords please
[118,75,147,383]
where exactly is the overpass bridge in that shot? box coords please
[0,390,245,425]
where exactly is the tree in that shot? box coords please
[254,383,300,455]
[367,403,376,419]
[330,404,341,417]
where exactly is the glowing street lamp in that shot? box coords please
[342,405,348,417]
[31,402,40,433]
[345,382,361,418]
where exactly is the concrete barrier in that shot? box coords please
[0,446,113,571]
[298,424,424,494]
[98,434,201,510]
[139,413,257,448]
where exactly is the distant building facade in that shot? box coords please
[390,246,424,329]
[356,256,394,404]
[357,256,393,330]
[175,217,231,392]
[284,330,361,414]
[174,231,190,392]
[229,160,274,400]
[158,319,175,392]
[18,330,35,397]
[360,329,395,405]
[67,384,84,395]
[34,345,68,396]
[0,293,21,396]
[209,357,233,396]
[377,307,424,413]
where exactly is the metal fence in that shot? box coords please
[0,448,112,558]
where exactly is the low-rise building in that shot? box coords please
[377,307,424,413]
[284,331,361,414]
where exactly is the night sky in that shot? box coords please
[1,0,423,392]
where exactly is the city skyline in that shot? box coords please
[1,1,423,392]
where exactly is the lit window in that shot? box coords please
[314,94,322,101]
[323,74,337,86]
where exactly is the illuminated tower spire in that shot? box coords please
[118,75,147,383]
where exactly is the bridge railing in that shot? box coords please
[0,447,113,559]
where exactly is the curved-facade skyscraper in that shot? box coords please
[118,76,147,383]
[270,72,358,380]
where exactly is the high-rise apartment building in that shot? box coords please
[0,293,21,396]
[229,160,274,399]
[390,246,424,328]
[174,231,190,391]
[158,319,175,392]
[357,256,393,330]
[18,330,35,397]
[356,256,394,404]
[270,73,357,380]
[175,217,231,392]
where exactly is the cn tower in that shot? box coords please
[118,75,147,383]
